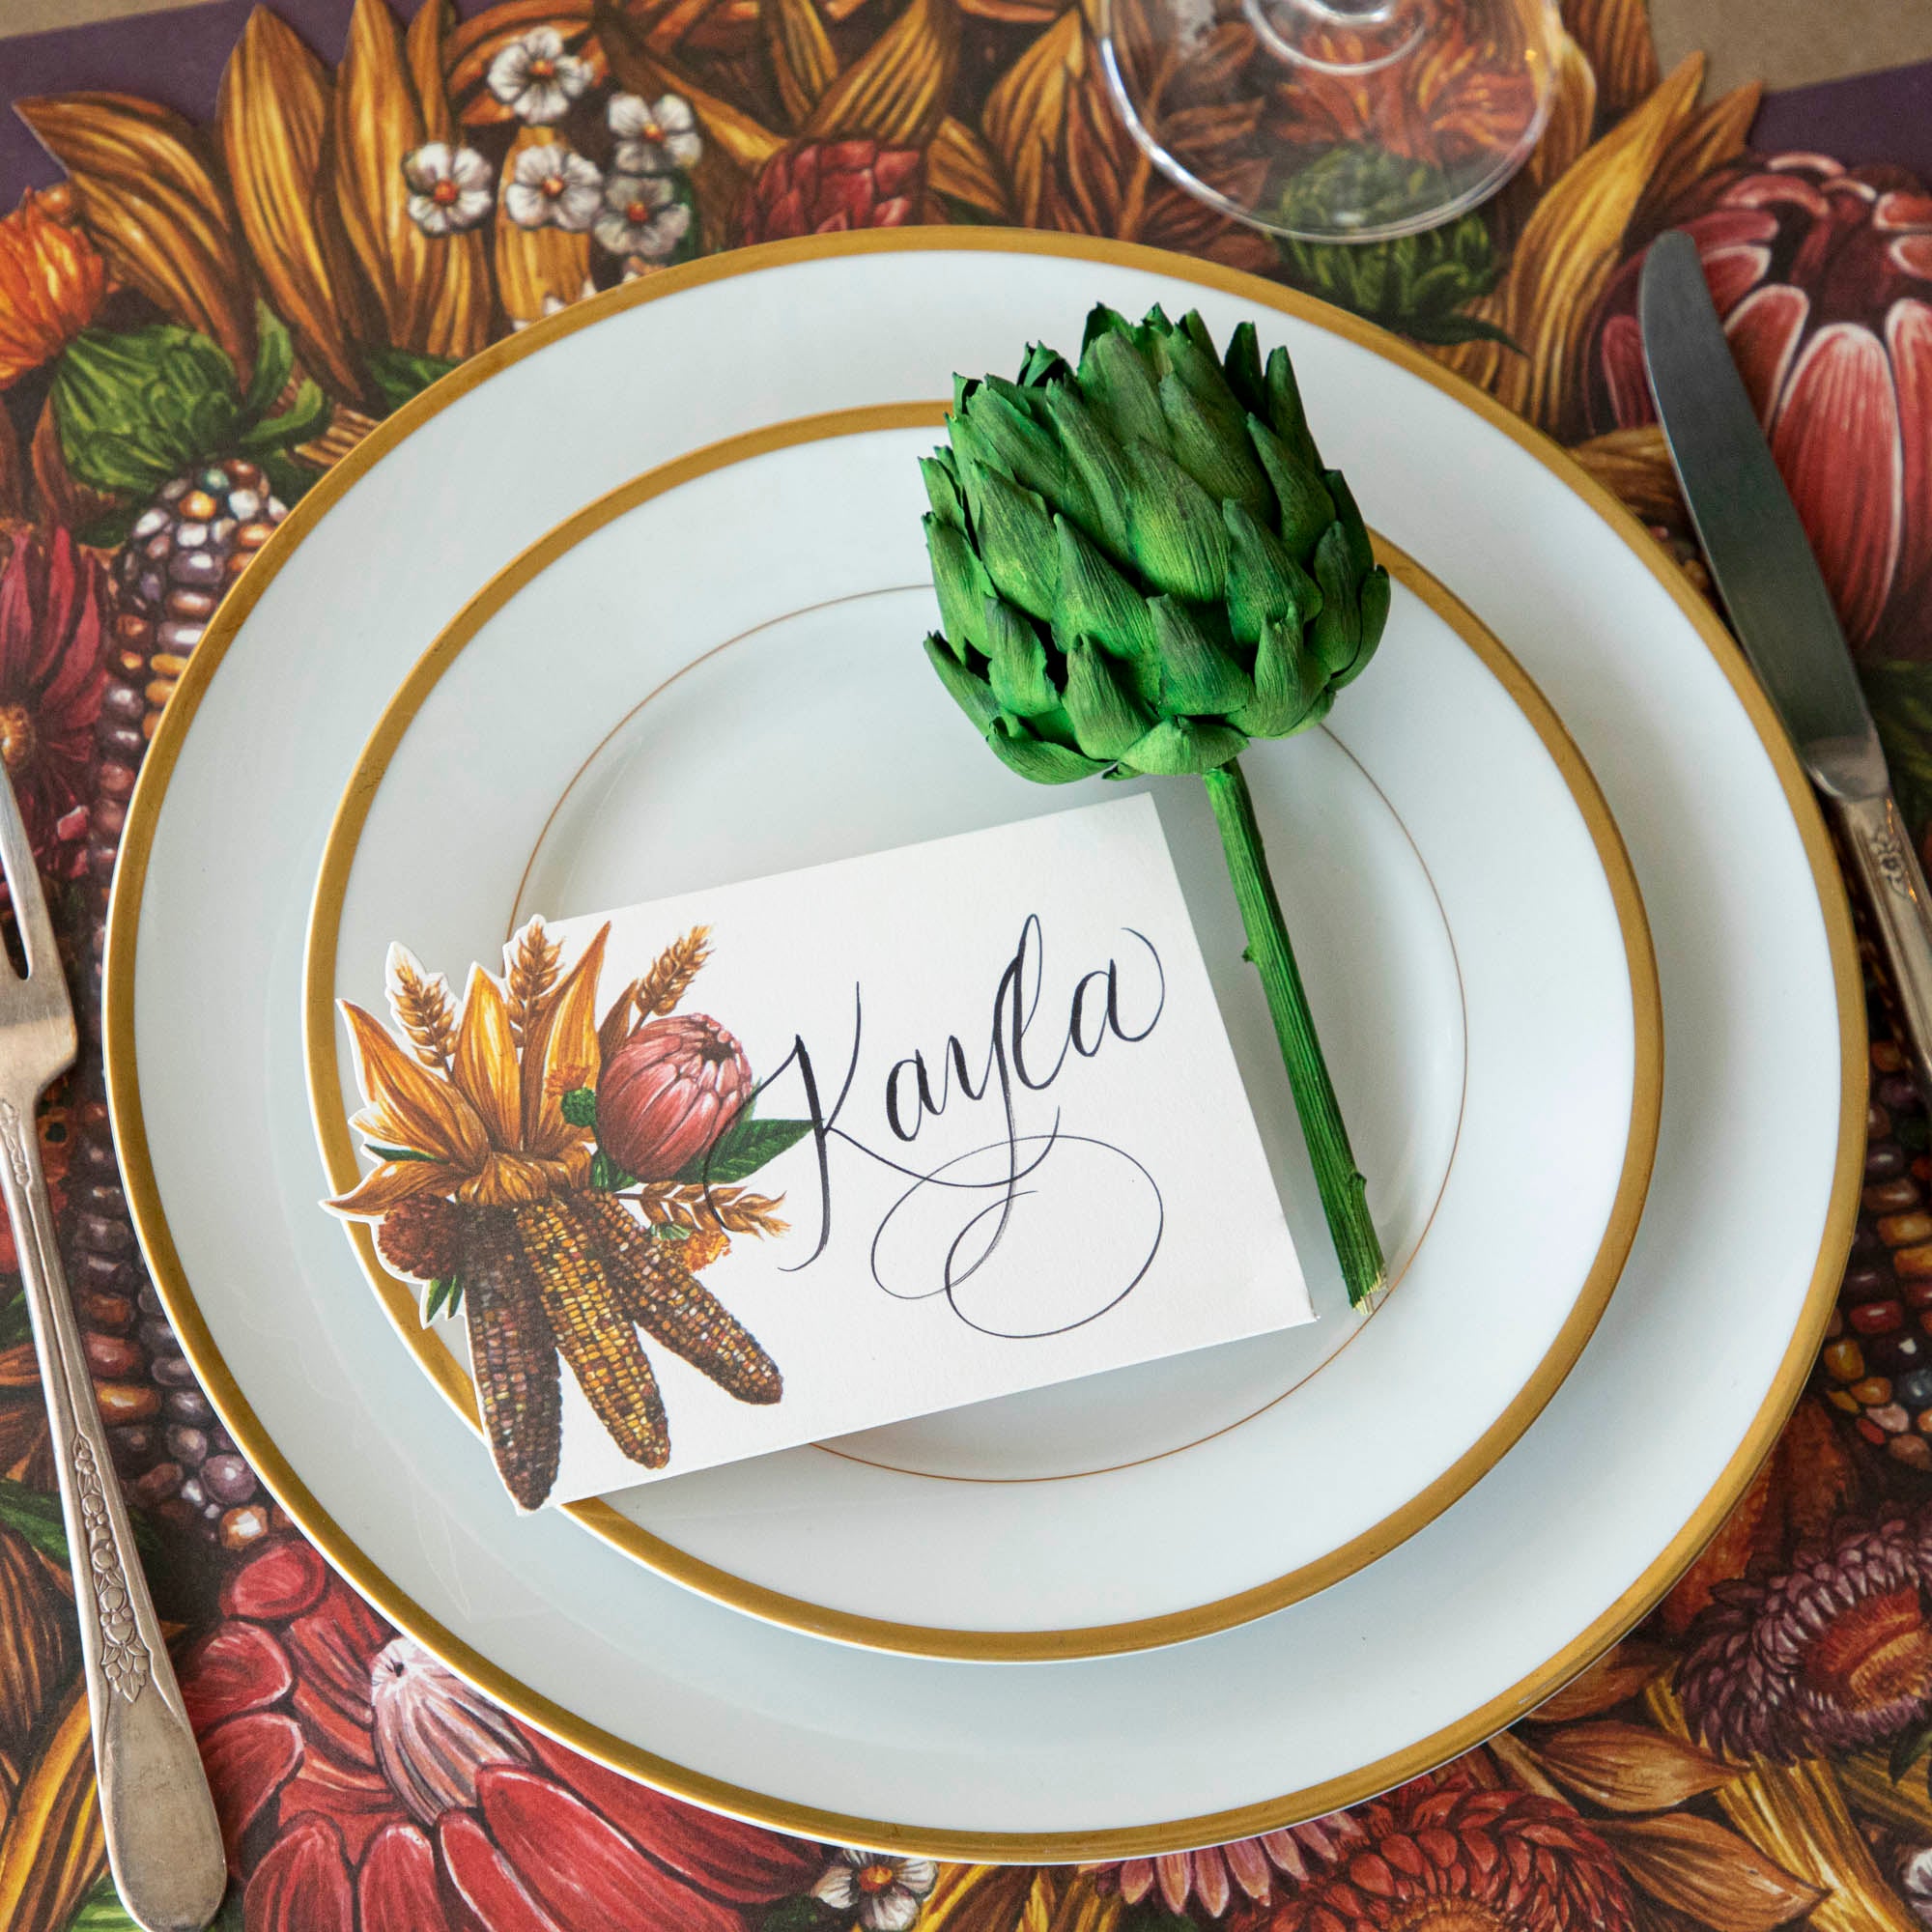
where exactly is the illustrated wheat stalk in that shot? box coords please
[506,919,563,1048]
[385,944,460,1071]
[636,925,711,1018]
[636,1182,788,1239]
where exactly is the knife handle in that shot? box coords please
[1832,789,1932,1104]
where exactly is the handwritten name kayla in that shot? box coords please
[696,915,1169,1338]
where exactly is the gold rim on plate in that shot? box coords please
[301,399,1661,1662]
[104,229,1864,1858]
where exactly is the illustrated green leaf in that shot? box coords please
[559,1087,599,1128]
[362,343,462,415]
[52,324,239,498]
[365,1145,439,1163]
[422,1274,464,1322]
[0,1477,68,1562]
[241,305,296,423]
[758,1899,835,1932]
[258,449,321,510]
[0,1285,31,1349]
[674,1116,815,1186]
[64,1872,144,1932]
[590,1151,639,1192]
[1895,1711,1932,1782]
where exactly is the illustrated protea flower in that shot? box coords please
[919,305,1389,1300]
[329,923,786,1505]
[1590,154,1932,656]
[597,1014,752,1182]
[403,143,494,238]
[1678,1509,1932,1758]
[0,185,106,387]
[502,142,602,232]
[593,176,690,262]
[735,140,923,244]
[0,525,108,878]
[812,1849,938,1931]
[609,93,701,177]
[1089,1814,1365,1917]
[486,27,590,126]
[1262,1771,1632,1932]
[178,1535,823,1928]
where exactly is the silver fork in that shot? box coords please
[0,767,225,1932]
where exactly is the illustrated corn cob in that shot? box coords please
[574,1192,781,1405]
[457,1208,563,1512]
[919,304,1388,1303]
[517,1199,669,1470]
[1820,1031,1932,1462]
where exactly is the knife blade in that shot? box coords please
[1639,227,1932,1099]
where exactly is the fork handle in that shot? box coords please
[0,1092,227,1932]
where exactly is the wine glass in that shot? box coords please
[1099,0,1563,242]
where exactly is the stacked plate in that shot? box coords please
[105,233,1861,1857]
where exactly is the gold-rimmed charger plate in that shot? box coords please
[107,231,1861,1856]
[304,401,1661,1661]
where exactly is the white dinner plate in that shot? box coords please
[107,233,1861,1857]
[305,404,1658,1659]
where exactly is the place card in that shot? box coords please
[327,794,1312,1509]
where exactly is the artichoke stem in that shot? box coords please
[1201,759,1385,1308]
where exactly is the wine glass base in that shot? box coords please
[1099,0,1561,243]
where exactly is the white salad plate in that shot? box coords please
[106,233,1860,1857]
[303,403,1658,1660]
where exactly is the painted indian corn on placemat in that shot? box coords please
[3,0,1932,1926]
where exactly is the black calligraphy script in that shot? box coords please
[717,915,1168,1338]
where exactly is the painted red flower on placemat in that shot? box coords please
[1088,1813,1366,1918]
[0,525,107,880]
[179,1536,820,1930]
[1591,154,1932,658]
[1249,1769,1632,1931]
[735,141,923,244]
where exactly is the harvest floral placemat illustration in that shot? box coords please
[2,0,1932,1927]
[328,801,1308,1507]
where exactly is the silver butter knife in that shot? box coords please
[1639,229,1932,1095]
[0,763,226,1932]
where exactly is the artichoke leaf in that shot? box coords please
[1160,322,1249,447]
[1264,344,1322,472]
[1123,441,1229,603]
[1333,566,1391,689]
[1325,469,1376,582]
[1064,637,1152,761]
[984,595,1060,717]
[1118,715,1248,777]
[924,514,997,658]
[1232,615,1326,736]
[964,463,1061,621]
[1151,597,1253,716]
[923,633,1002,732]
[1077,327,1168,451]
[921,453,966,532]
[1159,373,1272,517]
[1222,321,1266,418]
[1223,499,1317,648]
[1308,522,1364,675]
[1054,515,1159,664]
[987,715,1106,783]
[1248,416,1336,559]
[1042,384,1134,564]
[967,384,1097,534]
